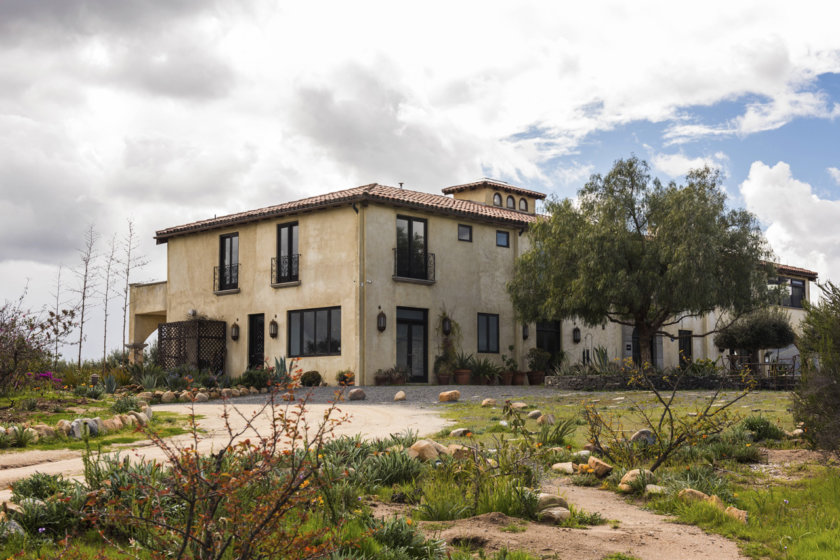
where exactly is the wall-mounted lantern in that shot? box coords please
[377,310,387,332]
[522,324,529,340]
[572,327,581,344]
[442,316,452,336]
[231,322,240,341]
[269,319,279,338]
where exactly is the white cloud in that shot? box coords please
[740,161,840,285]
[828,167,840,185]
[652,152,728,178]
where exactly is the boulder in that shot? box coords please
[259,388,268,394]
[0,520,25,539]
[393,390,406,402]
[153,391,164,400]
[128,410,148,427]
[221,388,233,399]
[551,462,576,474]
[645,484,666,495]
[539,507,571,524]
[407,439,442,461]
[161,391,176,403]
[249,387,259,395]
[101,419,118,433]
[630,429,656,445]
[178,391,193,403]
[23,428,39,443]
[438,390,460,403]
[83,418,99,437]
[537,414,556,426]
[194,392,209,403]
[678,488,709,503]
[537,493,568,510]
[348,388,366,401]
[230,389,241,398]
[122,414,137,428]
[93,417,106,435]
[527,410,542,419]
[572,450,591,461]
[617,483,633,493]
[210,390,221,399]
[31,424,55,439]
[481,398,497,407]
[447,444,472,460]
[110,416,124,430]
[725,506,748,524]
[587,456,613,478]
[620,469,655,486]
[449,428,471,437]
[705,494,726,511]
[509,402,528,410]
[791,428,805,437]
[137,392,154,402]
[56,419,72,436]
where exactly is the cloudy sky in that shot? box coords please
[2,1,839,360]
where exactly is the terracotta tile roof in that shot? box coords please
[442,179,547,200]
[776,264,818,280]
[155,183,540,243]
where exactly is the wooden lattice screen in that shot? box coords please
[157,319,226,373]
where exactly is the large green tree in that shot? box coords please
[508,156,773,367]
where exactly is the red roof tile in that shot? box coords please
[155,183,539,243]
[442,179,547,199]
[776,264,818,280]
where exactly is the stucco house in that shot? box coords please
[129,180,551,384]
[129,179,818,383]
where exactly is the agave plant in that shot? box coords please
[139,373,158,391]
[103,375,118,394]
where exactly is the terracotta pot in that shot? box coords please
[500,370,513,385]
[436,373,451,385]
[374,375,388,386]
[527,370,546,385]
[453,369,472,384]
[511,371,527,385]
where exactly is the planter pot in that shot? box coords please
[436,373,451,385]
[500,371,513,385]
[511,371,527,385]
[392,376,406,386]
[374,376,388,386]
[453,369,472,384]
[527,370,546,386]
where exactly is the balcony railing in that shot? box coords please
[393,248,435,283]
[214,263,240,292]
[271,254,300,284]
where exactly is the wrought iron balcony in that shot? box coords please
[214,263,240,292]
[393,248,435,284]
[271,254,300,284]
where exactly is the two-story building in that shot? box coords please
[129,180,552,384]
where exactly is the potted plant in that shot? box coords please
[500,346,518,385]
[373,368,389,386]
[526,347,551,385]
[335,369,354,386]
[435,361,453,385]
[453,351,473,384]
[390,366,408,385]
[435,310,462,385]
[471,357,501,385]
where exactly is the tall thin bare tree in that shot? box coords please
[101,233,118,373]
[49,264,71,368]
[120,218,148,349]
[74,224,99,368]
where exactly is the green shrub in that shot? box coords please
[301,370,322,387]
[741,415,786,441]
[361,450,422,487]
[15,398,38,412]
[73,384,105,399]
[241,369,270,388]
[103,374,118,394]
[112,394,141,414]
[476,478,539,519]
[535,416,577,447]
[371,516,446,559]
[11,473,73,502]
[416,477,471,521]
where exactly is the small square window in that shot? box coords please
[458,224,472,242]
[496,230,509,247]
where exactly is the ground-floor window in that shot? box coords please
[288,306,341,357]
[477,313,499,353]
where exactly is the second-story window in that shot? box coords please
[493,193,502,206]
[275,222,299,283]
[396,215,427,279]
[519,198,528,212]
[218,233,239,291]
[506,195,515,209]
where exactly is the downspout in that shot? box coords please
[357,203,367,385]
[513,225,522,367]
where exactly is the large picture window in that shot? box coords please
[477,313,499,353]
[288,307,341,357]
[396,215,428,279]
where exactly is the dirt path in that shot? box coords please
[0,400,451,501]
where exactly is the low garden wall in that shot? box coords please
[545,373,798,391]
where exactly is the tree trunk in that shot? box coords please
[637,324,654,370]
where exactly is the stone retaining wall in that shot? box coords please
[545,373,798,391]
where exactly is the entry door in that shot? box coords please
[536,321,563,368]
[396,307,427,382]
[248,313,265,370]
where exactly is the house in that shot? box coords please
[128,178,818,383]
[128,180,553,384]
[565,264,818,371]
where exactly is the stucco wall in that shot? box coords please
[165,206,360,378]
[360,204,534,384]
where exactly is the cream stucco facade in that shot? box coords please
[130,180,544,385]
